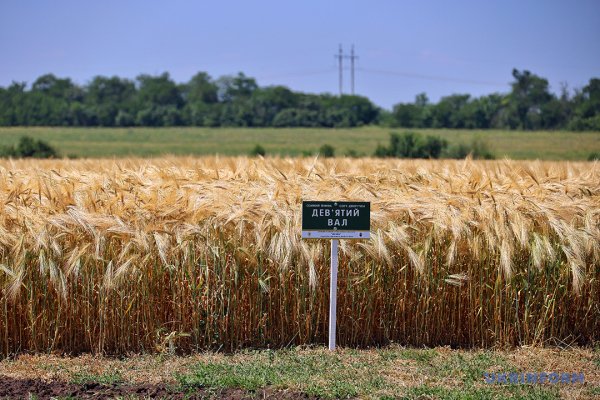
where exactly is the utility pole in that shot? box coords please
[336,44,343,96]
[346,44,358,95]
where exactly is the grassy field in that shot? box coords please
[1,346,598,399]
[0,126,599,159]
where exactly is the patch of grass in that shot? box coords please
[70,370,123,386]
[377,347,401,362]
[434,352,513,385]
[1,348,592,399]
[398,348,438,364]
[179,360,275,391]
[175,348,565,399]
[177,349,374,398]
[593,346,600,367]
[305,380,359,398]
[49,398,80,400]
[402,384,560,400]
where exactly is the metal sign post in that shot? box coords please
[301,201,370,350]
[329,239,339,350]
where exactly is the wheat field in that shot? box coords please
[0,157,599,356]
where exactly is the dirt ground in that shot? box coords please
[0,376,314,399]
[0,347,597,399]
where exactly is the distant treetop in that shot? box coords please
[0,70,598,131]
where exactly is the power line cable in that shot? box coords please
[357,67,507,87]
[255,68,336,81]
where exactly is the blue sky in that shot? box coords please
[1,0,598,109]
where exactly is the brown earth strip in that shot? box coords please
[0,376,315,400]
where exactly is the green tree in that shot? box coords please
[569,78,600,130]
[0,82,27,125]
[249,86,298,125]
[393,104,422,127]
[508,69,553,129]
[335,95,379,126]
[85,76,136,126]
[27,74,83,125]
[183,72,218,104]
[392,93,430,128]
[32,74,82,101]
[115,110,135,127]
[216,73,258,102]
[272,108,319,127]
[135,73,183,126]
[136,73,183,108]
[468,94,504,128]
[431,94,470,128]
[579,78,600,118]
[183,102,214,126]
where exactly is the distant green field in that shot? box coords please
[0,126,599,160]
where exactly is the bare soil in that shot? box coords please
[0,376,315,400]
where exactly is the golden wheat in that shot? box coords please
[0,157,599,355]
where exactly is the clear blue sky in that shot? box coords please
[1,0,598,109]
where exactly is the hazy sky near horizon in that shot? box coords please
[1,0,599,109]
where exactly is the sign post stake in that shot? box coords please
[329,239,339,351]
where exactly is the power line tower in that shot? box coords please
[335,44,344,96]
[346,44,358,95]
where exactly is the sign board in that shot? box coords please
[301,201,370,239]
[301,200,371,350]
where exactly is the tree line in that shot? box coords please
[0,69,598,130]
[387,70,600,131]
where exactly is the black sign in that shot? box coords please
[302,201,370,235]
